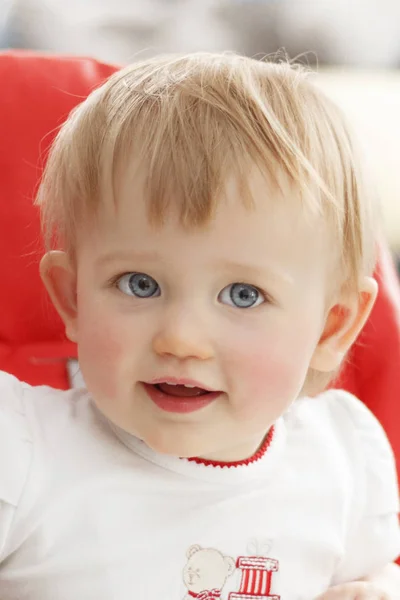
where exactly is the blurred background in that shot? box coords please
[1,0,400,67]
[1,0,400,266]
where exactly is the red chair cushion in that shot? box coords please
[0,51,117,388]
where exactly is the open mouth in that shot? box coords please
[143,382,221,414]
[153,382,209,398]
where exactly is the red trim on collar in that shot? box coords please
[187,426,275,468]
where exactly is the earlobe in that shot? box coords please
[40,251,78,342]
[310,276,378,372]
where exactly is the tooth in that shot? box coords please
[184,384,195,388]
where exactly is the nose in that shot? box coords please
[152,308,214,361]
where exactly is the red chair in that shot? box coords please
[1,51,399,477]
[0,51,115,388]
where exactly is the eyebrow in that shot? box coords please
[214,260,294,287]
[95,250,161,267]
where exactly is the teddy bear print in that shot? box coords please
[182,544,236,599]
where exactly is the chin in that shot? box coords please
[142,430,206,459]
[145,438,194,458]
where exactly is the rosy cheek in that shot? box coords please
[224,333,306,417]
[82,327,123,364]
[76,310,125,397]
[245,349,295,399]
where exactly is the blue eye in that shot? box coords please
[116,273,160,298]
[219,283,265,309]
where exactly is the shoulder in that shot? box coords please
[0,371,92,503]
[0,371,34,559]
[292,387,393,449]
[0,369,25,413]
[316,390,395,469]
[0,371,99,555]
[292,389,399,515]
[0,371,33,507]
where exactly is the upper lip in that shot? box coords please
[145,377,217,392]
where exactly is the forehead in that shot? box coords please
[80,166,331,281]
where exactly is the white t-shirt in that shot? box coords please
[0,370,399,600]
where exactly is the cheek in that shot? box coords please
[224,319,319,413]
[235,339,299,397]
[75,303,127,397]
[80,324,123,364]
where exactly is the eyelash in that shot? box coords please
[108,274,274,305]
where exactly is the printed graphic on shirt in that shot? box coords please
[182,541,280,600]
[230,556,279,599]
[182,545,236,599]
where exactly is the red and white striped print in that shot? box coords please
[228,556,280,600]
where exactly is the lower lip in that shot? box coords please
[142,383,221,414]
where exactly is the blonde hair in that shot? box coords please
[37,52,376,289]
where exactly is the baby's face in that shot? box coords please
[72,169,332,461]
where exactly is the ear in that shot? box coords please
[187,545,201,559]
[40,251,78,343]
[310,276,378,372]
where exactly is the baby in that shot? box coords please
[0,52,399,599]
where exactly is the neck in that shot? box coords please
[188,427,274,468]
